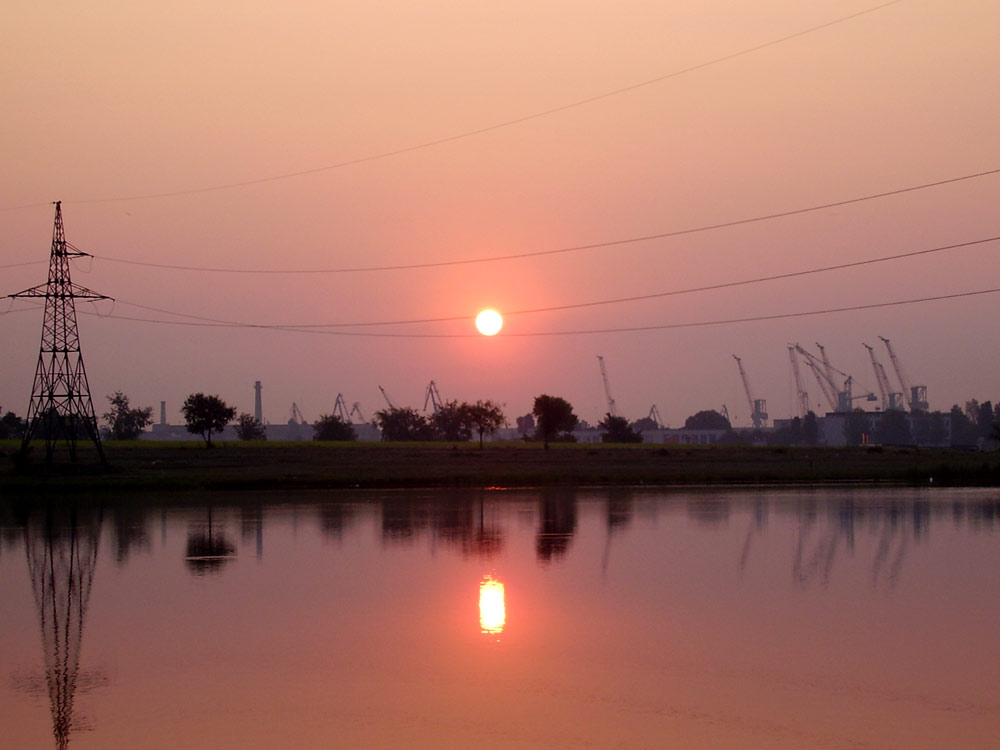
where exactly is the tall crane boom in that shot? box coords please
[596,355,618,418]
[423,380,443,413]
[350,402,365,422]
[377,385,395,409]
[878,336,928,411]
[648,404,664,429]
[788,346,810,418]
[333,393,350,422]
[863,344,904,411]
[733,355,768,429]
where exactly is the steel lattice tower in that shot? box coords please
[12,202,110,463]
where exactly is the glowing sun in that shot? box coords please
[475,309,503,336]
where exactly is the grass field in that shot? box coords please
[2,439,999,493]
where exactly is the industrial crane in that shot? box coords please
[289,402,307,425]
[377,385,395,409]
[423,380,444,413]
[788,346,811,418]
[333,393,351,422]
[792,343,877,413]
[733,355,768,429]
[350,402,365,422]
[596,355,619,418]
[648,404,664,429]
[863,344,904,411]
[878,336,928,412]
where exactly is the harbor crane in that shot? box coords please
[792,343,877,413]
[596,355,619,418]
[788,346,811,418]
[377,385,395,409]
[648,404,664,429]
[423,380,444,413]
[350,402,365,422]
[333,393,351,422]
[878,336,928,411]
[863,344,904,411]
[289,402,307,425]
[733,355,768,429]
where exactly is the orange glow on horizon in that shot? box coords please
[479,575,505,635]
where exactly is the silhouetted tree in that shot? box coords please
[532,395,578,449]
[950,404,978,445]
[803,411,819,446]
[0,411,25,439]
[313,413,356,441]
[683,410,731,430]
[599,414,642,443]
[912,410,948,445]
[515,413,535,436]
[430,400,472,441]
[235,412,267,441]
[102,391,153,440]
[181,393,236,447]
[843,408,871,446]
[465,400,506,448]
[374,406,436,441]
[629,416,659,432]
[874,409,912,445]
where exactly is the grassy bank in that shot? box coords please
[2,439,999,493]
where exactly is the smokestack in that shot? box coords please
[160,401,166,426]
[254,381,263,423]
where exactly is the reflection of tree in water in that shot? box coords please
[536,490,577,563]
[23,505,105,750]
[185,507,236,576]
[317,502,356,543]
[110,503,150,566]
[601,490,634,576]
[240,504,264,559]
[378,494,505,558]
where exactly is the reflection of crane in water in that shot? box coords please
[738,500,769,575]
[601,491,634,578]
[24,507,105,750]
[792,505,854,587]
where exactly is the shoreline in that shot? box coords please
[2,440,999,495]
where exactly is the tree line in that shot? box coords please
[3,390,999,449]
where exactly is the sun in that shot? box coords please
[475,309,503,336]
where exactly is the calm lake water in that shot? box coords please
[1,487,998,749]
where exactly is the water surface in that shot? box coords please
[1,487,998,749]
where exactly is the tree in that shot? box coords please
[515,413,535,436]
[430,400,473,441]
[683,410,731,430]
[235,412,267,441]
[313,413,357,441]
[532,395,578,449]
[912,410,948,446]
[181,393,236,447]
[843,409,871,446]
[802,411,819,446]
[465,400,506,449]
[630,416,659,432]
[599,414,642,443]
[873,409,912,445]
[374,406,436,441]
[0,411,25,439]
[950,404,978,445]
[102,391,153,440]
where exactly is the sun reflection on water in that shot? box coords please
[479,575,505,636]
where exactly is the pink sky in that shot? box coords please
[2,0,998,428]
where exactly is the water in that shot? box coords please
[1,487,998,749]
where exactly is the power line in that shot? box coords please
[67,288,1000,338]
[102,233,999,328]
[2,1,903,210]
[84,167,1000,274]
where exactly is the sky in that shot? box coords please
[2,0,999,429]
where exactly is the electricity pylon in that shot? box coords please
[10,202,111,463]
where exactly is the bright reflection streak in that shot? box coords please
[479,575,505,635]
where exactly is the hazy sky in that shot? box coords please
[2,0,998,428]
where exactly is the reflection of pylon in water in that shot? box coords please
[25,507,103,750]
[11,202,111,463]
